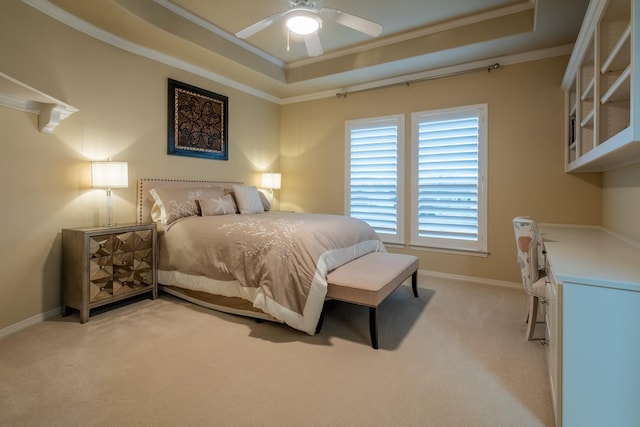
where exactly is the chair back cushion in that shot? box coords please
[512,217,542,294]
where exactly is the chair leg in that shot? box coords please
[525,295,539,341]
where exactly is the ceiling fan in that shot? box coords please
[234,0,383,57]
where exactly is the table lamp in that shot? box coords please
[91,161,128,226]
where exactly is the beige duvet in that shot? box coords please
[158,212,385,334]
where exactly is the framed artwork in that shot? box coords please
[167,78,228,160]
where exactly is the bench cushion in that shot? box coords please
[326,252,419,307]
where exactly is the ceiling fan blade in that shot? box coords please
[235,13,283,39]
[321,8,382,38]
[304,32,323,57]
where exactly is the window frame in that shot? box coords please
[344,114,405,245]
[410,104,488,253]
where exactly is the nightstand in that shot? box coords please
[61,223,157,323]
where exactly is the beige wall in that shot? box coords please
[603,163,640,241]
[0,1,279,330]
[280,56,603,283]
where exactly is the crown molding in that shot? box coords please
[22,0,572,106]
[280,44,574,104]
[22,0,281,104]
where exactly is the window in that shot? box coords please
[411,104,487,252]
[345,115,404,244]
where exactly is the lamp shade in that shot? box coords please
[261,172,281,190]
[91,161,128,189]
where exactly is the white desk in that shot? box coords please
[539,224,640,427]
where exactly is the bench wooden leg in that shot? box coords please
[412,271,419,297]
[369,307,378,349]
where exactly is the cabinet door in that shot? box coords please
[112,231,135,253]
[133,229,153,250]
[133,247,153,285]
[112,251,135,295]
[562,283,640,427]
[89,234,116,257]
[88,255,113,301]
[545,265,562,426]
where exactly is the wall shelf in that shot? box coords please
[562,0,639,172]
[0,72,78,133]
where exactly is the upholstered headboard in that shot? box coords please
[137,178,244,224]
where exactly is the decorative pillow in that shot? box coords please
[258,190,271,212]
[232,185,265,214]
[199,195,237,216]
[149,186,224,225]
[150,203,163,223]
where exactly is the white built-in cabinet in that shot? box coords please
[563,0,640,172]
[539,223,640,427]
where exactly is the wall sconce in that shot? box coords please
[91,161,128,226]
[261,172,281,197]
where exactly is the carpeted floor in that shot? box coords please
[0,274,553,426]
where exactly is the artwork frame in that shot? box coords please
[167,79,228,160]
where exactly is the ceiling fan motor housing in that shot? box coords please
[288,0,321,10]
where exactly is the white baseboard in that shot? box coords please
[0,306,61,339]
[418,269,521,290]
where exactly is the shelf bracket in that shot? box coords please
[0,72,78,134]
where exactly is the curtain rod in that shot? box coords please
[336,62,500,98]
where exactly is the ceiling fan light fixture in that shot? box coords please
[286,11,321,35]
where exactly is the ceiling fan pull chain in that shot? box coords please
[286,29,291,52]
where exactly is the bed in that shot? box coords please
[137,178,386,335]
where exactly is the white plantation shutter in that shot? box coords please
[411,105,487,252]
[346,115,404,244]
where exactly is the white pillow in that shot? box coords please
[232,185,265,214]
[199,195,237,216]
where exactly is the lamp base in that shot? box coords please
[105,190,115,227]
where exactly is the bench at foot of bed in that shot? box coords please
[316,252,419,349]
